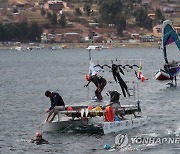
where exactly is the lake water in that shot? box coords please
[0,46,180,154]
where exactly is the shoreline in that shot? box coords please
[0,42,159,50]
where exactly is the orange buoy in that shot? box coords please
[66,106,73,117]
[105,106,114,122]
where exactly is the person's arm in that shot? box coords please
[84,81,91,87]
[30,139,36,143]
[49,102,56,111]
[41,139,49,144]
[49,95,58,110]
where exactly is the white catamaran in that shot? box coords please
[42,51,151,134]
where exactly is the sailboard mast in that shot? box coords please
[162,20,180,64]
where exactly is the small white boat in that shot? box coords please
[86,45,102,51]
[155,69,170,80]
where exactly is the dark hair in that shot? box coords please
[45,91,51,97]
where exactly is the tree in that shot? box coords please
[99,0,123,24]
[134,7,152,29]
[116,15,126,36]
[16,22,28,40]
[28,22,42,41]
[47,11,52,20]
[58,14,66,28]
[51,13,57,25]
[3,24,17,41]
[0,23,4,41]
[41,7,46,16]
[83,3,91,16]
[155,9,165,23]
[75,8,82,16]
[47,11,57,25]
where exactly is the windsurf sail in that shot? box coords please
[162,20,180,64]
[161,20,180,78]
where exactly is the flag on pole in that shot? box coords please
[137,62,145,82]
[138,72,145,82]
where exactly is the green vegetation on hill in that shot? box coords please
[0,0,8,2]
[0,0,179,42]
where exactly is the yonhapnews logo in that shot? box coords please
[115,134,180,148]
[114,134,129,149]
[131,136,180,144]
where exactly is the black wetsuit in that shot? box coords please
[30,139,48,145]
[91,76,107,100]
[49,92,65,110]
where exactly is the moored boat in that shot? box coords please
[86,45,102,51]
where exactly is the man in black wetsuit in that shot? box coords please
[45,90,65,122]
[85,75,107,101]
[30,132,48,145]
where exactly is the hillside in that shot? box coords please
[0,0,179,43]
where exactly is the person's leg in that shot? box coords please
[95,88,100,100]
[99,84,106,100]
[45,109,54,122]
[48,106,65,122]
[49,113,57,122]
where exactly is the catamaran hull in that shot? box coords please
[155,69,170,80]
[42,119,82,132]
[42,116,151,134]
[102,117,151,134]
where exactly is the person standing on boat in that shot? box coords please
[84,75,107,101]
[45,90,65,123]
[30,132,48,145]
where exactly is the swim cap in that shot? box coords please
[85,74,91,80]
[36,132,42,137]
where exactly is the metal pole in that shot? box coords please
[87,49,91,102]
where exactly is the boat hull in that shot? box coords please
[102,116,151,134]
[155,69,170,80]
[42,118,82,132]
[42,116,151,134]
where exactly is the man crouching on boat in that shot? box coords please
[44,90,65,123]
[109,91,125,120]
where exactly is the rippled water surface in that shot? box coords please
[0,46,180,154]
